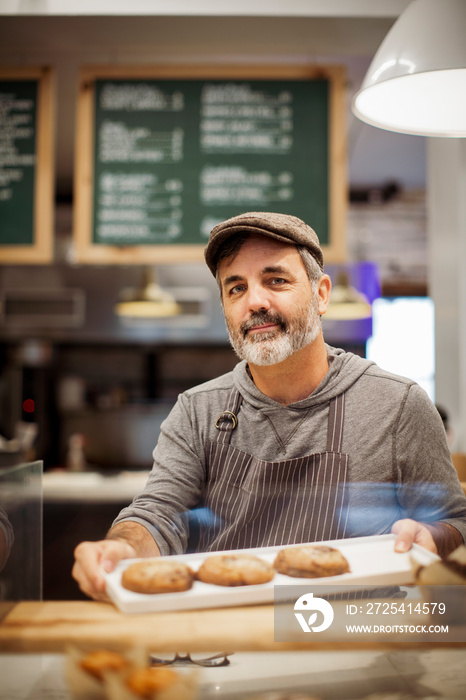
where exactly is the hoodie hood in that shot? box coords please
[232,344,375,411]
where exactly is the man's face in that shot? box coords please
[218,235,326,367]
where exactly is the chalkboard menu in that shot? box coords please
[74,66,346,264]
[0,68,54,263]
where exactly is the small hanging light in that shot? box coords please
[325,271,372,321]
[115,267,181,318]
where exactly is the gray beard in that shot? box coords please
[226,302,321,367]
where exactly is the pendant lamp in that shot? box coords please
[352,0,466,137]
[325,271,372,321]
[115,267,181,318]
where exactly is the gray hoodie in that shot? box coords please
[114,345,466,554]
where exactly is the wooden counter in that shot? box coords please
[1,601,274,653]
[1,601,464,653]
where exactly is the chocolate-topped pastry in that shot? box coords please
[412,544,466,585]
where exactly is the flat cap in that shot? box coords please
[204,211,324,276]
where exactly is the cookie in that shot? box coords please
[121,559,194,594]
[197,553,274,587]
[273,545,350,578]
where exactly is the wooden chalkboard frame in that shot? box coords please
[74,65,347,265]
[0,67,54,264]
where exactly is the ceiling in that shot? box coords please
[0,3,426,197]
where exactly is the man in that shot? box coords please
[73,212,466,601]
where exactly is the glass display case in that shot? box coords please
[0,461,42,613]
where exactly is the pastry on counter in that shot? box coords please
[65,645,145,700]
[80,649,130,680]
[105,664,198,700]
[65,645,198,700]
[411,543,466,584]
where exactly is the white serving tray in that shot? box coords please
[104,534,439,614]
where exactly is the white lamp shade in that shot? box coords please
[353,0,466,137]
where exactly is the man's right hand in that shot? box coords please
[72,538,137,601]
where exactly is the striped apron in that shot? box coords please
[197,388,349,552]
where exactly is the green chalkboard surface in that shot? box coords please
[75,66,346,264]
[0,80,37,245]
[0,67,54,264]
[92,78,328,246]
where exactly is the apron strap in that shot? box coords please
[326,393,346,453]
[214,387,243,444]
[215,389,347,452]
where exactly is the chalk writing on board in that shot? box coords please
[0,81,37,245]
[91,78,329,248]
[200,83,294,153]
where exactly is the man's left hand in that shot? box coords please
[391,518,438,554]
